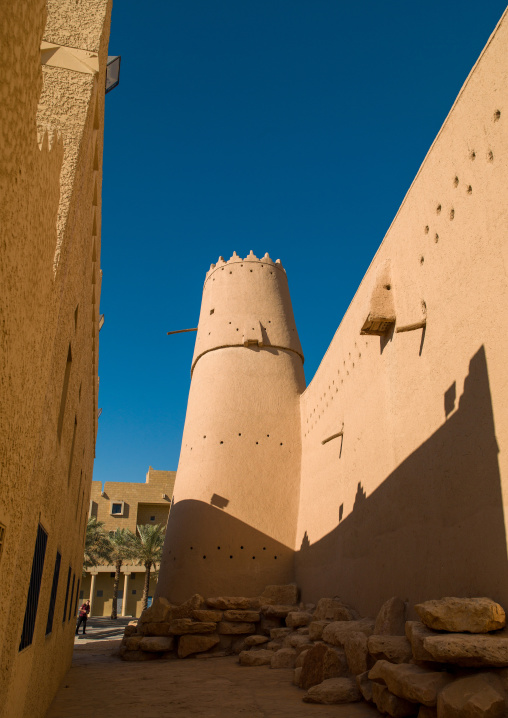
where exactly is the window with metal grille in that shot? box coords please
[19,524,48,651]
[73,579,80,617]
[45,551,61,635]
[68,573,75,621]
[63,567,71,622]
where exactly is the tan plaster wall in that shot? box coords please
[0,1,111,716]
[295,8,508,619]
[157,254,306,602]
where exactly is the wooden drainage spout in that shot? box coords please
[321,430,344,445]
[395,320,426,333]
[167,328,198,336]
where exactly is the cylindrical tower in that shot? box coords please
[157,251,306,602]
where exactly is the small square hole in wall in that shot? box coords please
[132,589,137,595]
[210,308,214,315]
[97,590,103,597]
[150,516,155,521]
[110,572,115,578]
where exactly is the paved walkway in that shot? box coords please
[48,631,382,718]
[74,616,132,644]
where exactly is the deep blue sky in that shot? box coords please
[95,0,506,486]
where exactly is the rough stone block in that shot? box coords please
[423,634,508,667]
[139,636,175,653]
[406,621,439,662]
[285,633,313,650]
[296,649,309,668]
[293,667,303,686]
[415,598,506,634]
[244,635,269,647]
[139,622,173,637]
[286,611,312,628]
[192,609,223,622]
[303,677,361,704]
[239,649,273,666]
[124,635,143,650]
[261,604,297,619]
[169,619,217,635]
[368,659,452,706]
[344,631,369,674]
[123,625,138,638]
[314,598,355,622]
[178,634,219,658]
[371,682,418,717]
[300,642,348,690]
[271,648,297,668]
[168,594,206,619]
[270,627,293,640]
[207,596,253,610]
[437,672,506,717]
[139,597,171,623]
[223,610,260,622]
[374,597,407,636]
[259,616,283,635]
[356,671,374,702]
[309,620,331,641]
[266,640,282,651]
[323,618,375,646]
[368,635,413,664]
[217,621,256,635]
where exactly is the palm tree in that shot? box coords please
[109,528,131,619]
[83,517,111,573]
[125,524,165,611]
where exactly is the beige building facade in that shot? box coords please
[158,7,508,620]
[0,1,112,716]
[82,467,176,617]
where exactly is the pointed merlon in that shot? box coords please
[262,253,274,264]
[229,251,240,261]
[244,250,259,261]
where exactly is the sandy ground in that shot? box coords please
[47,630,382,718]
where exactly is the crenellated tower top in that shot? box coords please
[191,251,303,374]
[204,250,285,283]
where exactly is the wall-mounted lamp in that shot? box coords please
[105,56,121,94]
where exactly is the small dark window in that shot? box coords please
[46,551,61,635]
[79,590,84,599]
[57,346,72,442]
[63,567,71,622]
[97,590,103,597]
[150,516,155,521]
[110,572,115,578]
[111,502,123,515]
[20,524,48,651]
[132,589,137,595]
[0,523,5,563]
[68,573,75,621]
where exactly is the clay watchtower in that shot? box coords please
[157,251,305,602]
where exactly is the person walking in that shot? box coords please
[76,599,91,635]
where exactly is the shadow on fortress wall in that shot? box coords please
[295,345,508,618]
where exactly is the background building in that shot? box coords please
[0,1,112,716]
[82,467,176,617]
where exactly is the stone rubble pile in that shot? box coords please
[120,589,508,717]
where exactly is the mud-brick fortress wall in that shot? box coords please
[295,9,508,619]
[0,2,111,717]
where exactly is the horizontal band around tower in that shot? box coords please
[191,342,305,376]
